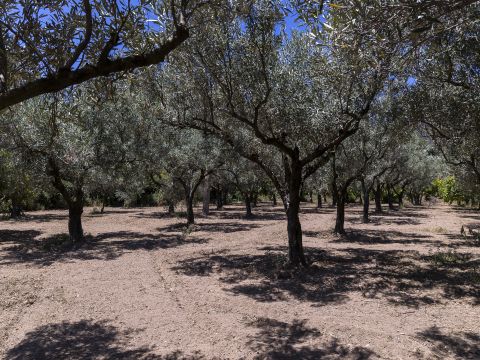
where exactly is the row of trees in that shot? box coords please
[0,0,478,268]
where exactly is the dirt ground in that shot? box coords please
[0,201,479,359]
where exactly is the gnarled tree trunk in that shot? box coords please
[216,189,223,210]
[202,176,210,216]
[285,166,307,267]
[185,194,195,225]
[68,201,84,243]
[168,201,175,215]
[374,183,382,213]
[361,180,370,223]
[335,191,346,234]
[244,194,252,218]
[387,184,394,210]
[317,191,322,208]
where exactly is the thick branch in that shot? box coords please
[0,26,189,110]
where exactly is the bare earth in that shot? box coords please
[0,202,479,359]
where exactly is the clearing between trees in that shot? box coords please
[0,202,478,360]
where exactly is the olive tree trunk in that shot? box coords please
[185,194,195,225]
[374,183,382,213]
[244,195,252,218]
[216,189,223,210]
[362,180,370,223]
[168,201,175,215]
[68,202,84,243]
[387,184,394,210]
[285,166,307,267]
[334,194,346,234]
[202,176,210,216]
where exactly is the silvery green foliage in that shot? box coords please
[400,136,445,197]
[222,154,270,200]
[410,16,480,195]
[156,0,390,201]
[0,0,214,109]
[0,80,153,204]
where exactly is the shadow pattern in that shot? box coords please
[5,320,207,360]
[416,326,480,359]
[173,246,480,307]
[0,230,208,266]
[246,317,375,359]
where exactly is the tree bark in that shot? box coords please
[0,25,189,111]
[101,194,107,213]
[317,191,322,208]
[412,193,422,206]
[362,180,370,223]
[286,165,307,267]
[331,153,338,207]
[216,189,223,210]
[387,184,394,210]
[222,189,228,206]
[168,201,175,215]
[186,195,194,225]
[68,202,84,243]
[272,193,277,206]
[331,184,338,207]
[374,183,382,213]
[252,193,258,207]
[9,200,22,218]
[202,176,210,216]
[245,195,252,218]
[335,192,346,234]
[398,191,404,208]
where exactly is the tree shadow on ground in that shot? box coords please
[8,213,68,223]
[0,230,208,266]
[4,320,207,360]
[156,222,262,234]
[349,216,423,226]
[367,209,428,219]
[416,326,480,359]
[300,207,336,215]
[328,230,442,246]
[0,230,42,244]
[172,246,480,308]
[209,209,286,221]
[246,317,376,360]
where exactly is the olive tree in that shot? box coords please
[1,82,150,242]
[156,0,394,267]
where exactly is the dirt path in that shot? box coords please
[0,202,479,359]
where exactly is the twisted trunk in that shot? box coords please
[374,183,382,213]
[317,191,322,208]
[285,164,307,267]
[335,191,346,234]
[185,194,194,225]
[202,176,210,216]
[168,201,175,215]
[245,194,252,218]
[216,189,223,210]
[361,180,370,223]
[68,201,84,243]
[387,184,394,210]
